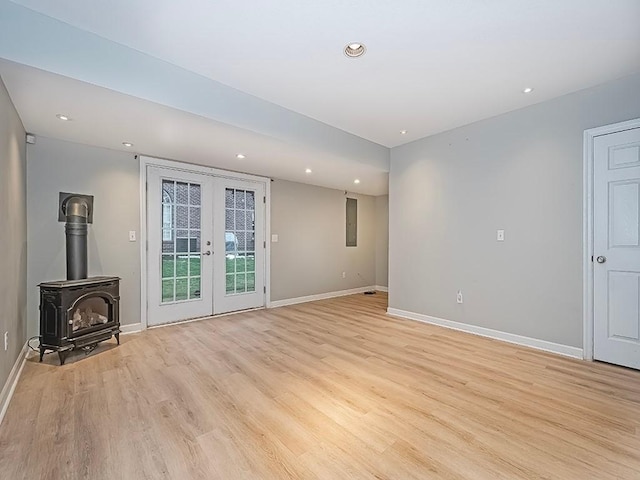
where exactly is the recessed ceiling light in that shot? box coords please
[56,114,70,121]
[354,179,361,184]
[400,130,407,135]
[344,42,366,58]
[523,87,534,94]
[236,154,245,159]
[305,168,312,174]
[122,142,133,147]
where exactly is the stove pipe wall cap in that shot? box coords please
[58,192,94,223]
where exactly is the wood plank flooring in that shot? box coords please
[1,293,640,479]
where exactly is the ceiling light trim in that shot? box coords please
[344,42,366,58]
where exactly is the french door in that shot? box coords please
[213,177,265,313]
[147,166,265,326]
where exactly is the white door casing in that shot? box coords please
[593,126,640,369]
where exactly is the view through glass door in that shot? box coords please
[147,166,266,326]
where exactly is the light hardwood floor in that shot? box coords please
[1,293,640,479]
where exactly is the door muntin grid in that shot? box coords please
[161,180,202,303]
[225,188,256,295]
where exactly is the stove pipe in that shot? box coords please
[64,196,89,280]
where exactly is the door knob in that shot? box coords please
[596,256,606,263]
[203,250,211,256]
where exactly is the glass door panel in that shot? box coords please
[224,188,256,295]
[160,180,202,303]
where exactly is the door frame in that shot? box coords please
[139,155,271,330]
[583,117,640,361]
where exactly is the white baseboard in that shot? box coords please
[0,341,29,426]
[375,285,388,292]
[120,322,143,335]
[269,286,377,308]
[387,308,583,359]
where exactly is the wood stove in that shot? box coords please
[38,193,121,365]
[39,276,120,365]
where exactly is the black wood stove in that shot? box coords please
[39,276,120,365]
[38,193,121,365]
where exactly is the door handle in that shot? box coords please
[203,250,211,256]
[596,255,606,263]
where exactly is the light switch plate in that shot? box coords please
[271,234,279,242]
[497,229,505,241]
[129,230,136,242]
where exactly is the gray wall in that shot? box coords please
[0,77,27,390]
[25,139,383,331]
[375,195,389,287]
[389,73,640,348]
[270,179,376,301]
[26,137,140,337]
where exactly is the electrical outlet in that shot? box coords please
[456,290,463,304]
[129,230,137,242]
[4,331,8,351]
[342,271,346,279]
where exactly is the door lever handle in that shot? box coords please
[203,250,211,256]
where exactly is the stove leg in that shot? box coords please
[39,347,45,362]
[58,351,68,365]
[115,332,120,345]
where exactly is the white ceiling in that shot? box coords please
[1,1,639,196]
[0,60,389,194]
[10,0,640,146]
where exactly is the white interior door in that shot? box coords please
[147,166,214,326]
[213,177,265,314]
[593,127,640,369]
